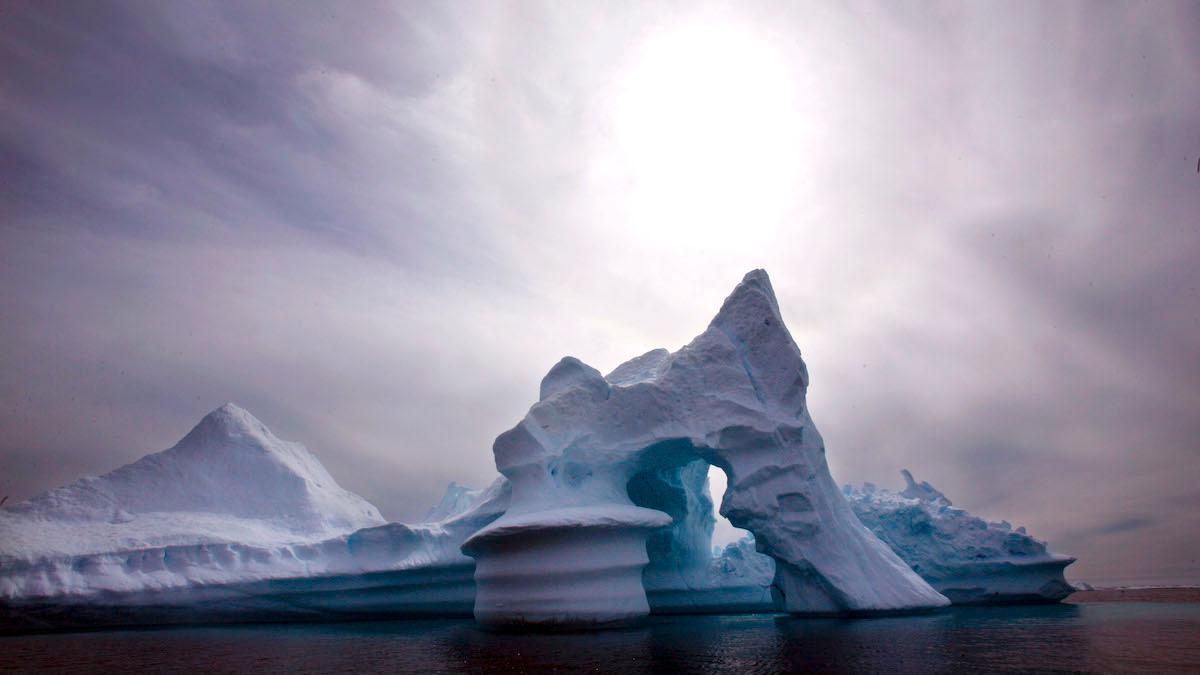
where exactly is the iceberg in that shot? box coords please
[1,403,384,591]
[688,469,1078,607]
[0,405,509,628]
[1,269,1075,632]
[843,470,1075,603]
[462,270,949,626]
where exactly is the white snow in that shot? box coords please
[463,269,948,626]
[1,403,383,561]
[843,470,1075,603]
[0,405,390,601]
[0,404,514,612]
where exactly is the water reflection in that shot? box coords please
[769,605,1091,672]
[437,604,1175,673]
[2,603,1198,673]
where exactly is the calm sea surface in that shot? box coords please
[2,602,1198,673]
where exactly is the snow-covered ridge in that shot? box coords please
[2,521,452,600]
[1,404,392,600]
[0,414,510,606]
[843,470,1075,603]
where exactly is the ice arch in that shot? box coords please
[462,270,948,626]
[626,460,718,609]
[627,454,777,614]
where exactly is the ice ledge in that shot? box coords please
[462,505,671,554]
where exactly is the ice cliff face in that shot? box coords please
[843,470,1075,603]
[462,270,948,626]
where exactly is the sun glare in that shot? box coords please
[612,18,803,249]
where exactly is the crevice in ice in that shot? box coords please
[713,323,768,408]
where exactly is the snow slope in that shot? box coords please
[0,401,515,615]
[1,478,511,630]
[0,404,393,600]
[2,403,383,560]
[843,470,1075,603]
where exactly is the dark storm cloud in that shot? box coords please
[0,0,1197,585]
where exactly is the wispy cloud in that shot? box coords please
[1,0,1197,582]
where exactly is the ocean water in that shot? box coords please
[2,603,1198,673]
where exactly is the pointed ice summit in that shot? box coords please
[2,403,384,559]
[0,405,510,609]
[463,270,949,626]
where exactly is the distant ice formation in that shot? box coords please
[691,468,1078,607]
[462,270,948,626]
[4,403,383,554]
[0,406,507,619]
[843,470,1075,603]
[646,532,778,614]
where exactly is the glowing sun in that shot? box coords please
[612,17,804,249]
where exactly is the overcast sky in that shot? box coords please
[2,1,1197,584]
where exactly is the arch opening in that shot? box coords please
[625,444,776,614]
[707,464,755,553]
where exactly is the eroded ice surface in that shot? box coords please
[2,403,382,558]
[693,469,1078,606]
[0,406,508,605]
[843,470,1075,603]
[463,270,948,626]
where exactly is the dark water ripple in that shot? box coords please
[2,603,1198,673]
